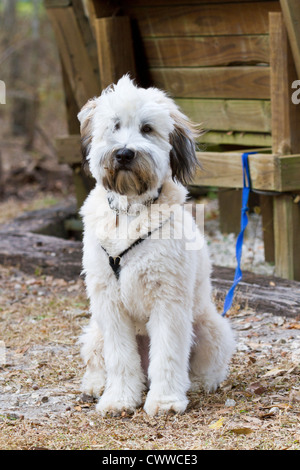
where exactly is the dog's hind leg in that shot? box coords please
[189,300,235,393]
[79,319,106,397]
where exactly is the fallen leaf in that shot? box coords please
[247,382,267,395]
[262,368,286,378]
[229,427,254,435]
[15,346,30,355]
[287,324,300,330]
[209,417,225,430]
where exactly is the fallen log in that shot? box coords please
[0,229,299,317]
[0,202,299,317]
[0,201,78,236]
[0,231,82,280]
[212,266,300,318]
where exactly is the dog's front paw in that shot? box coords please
[144,393,188,416]
[96,390,141,417]
[81,369,106,398]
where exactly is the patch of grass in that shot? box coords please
[16,1,44,17]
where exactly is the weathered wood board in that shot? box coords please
[46,6,100,108]
[55,134,300,192]
[143,35,270,67]
[149,67,270,100]
[177,99,272,133]
[45,0,280,146]
[194,152,278,191]
[123,2,280,36]
[95,16,136,89]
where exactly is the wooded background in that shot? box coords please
[0,0,68,199]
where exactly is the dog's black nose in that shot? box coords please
[115,148,135,164]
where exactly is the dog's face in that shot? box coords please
[78,75,200,196]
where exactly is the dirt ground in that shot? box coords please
[0,231,299,450]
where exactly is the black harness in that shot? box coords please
[101,218,170,280]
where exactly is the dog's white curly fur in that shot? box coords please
[78,76,235,416]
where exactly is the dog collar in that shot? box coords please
[107,186,163,215]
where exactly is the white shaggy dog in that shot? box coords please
[78,75,235,416]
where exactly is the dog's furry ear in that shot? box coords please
[77,98,97,171]
[169,111,201,186]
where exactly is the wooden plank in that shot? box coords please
[268,12,291,271]
[60,59,80,135]
[176,99,271,133]
[56,131,273,160]
[72,165,95,209]
[194,152,278,190]
[124,2,280,37]
[94,16,137,89]
[85,0,97,34]
[270,12,300,154]
[278,155,300,191]
[72,0,99,74]
[280,0,300,79]
[56,135,82,164]
[274,194,300,280]
[196,152,300,192]
[149,67,270,99]
[57,136,300,191]
[46,7,100,108]
[56,135,300,192]
[201,131,272,147]
[143,35,270,67]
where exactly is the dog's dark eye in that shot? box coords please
[114,121,121,132]
[142,124,152,134]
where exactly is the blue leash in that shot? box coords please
[222,152,257,316]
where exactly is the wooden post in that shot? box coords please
[260,195,275,263]
[45,1,100,208]
[94,16,137,89]
[60,58,95,209]
[60,59,80,135]
[273,194,300,280]
[218,189,242,235]
[280,0,300,80]
[46,6,100,108]
[270,12,300,155]
[270,12,300,280]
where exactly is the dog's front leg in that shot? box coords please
[144,304,193,416]
[96,308,145,416]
